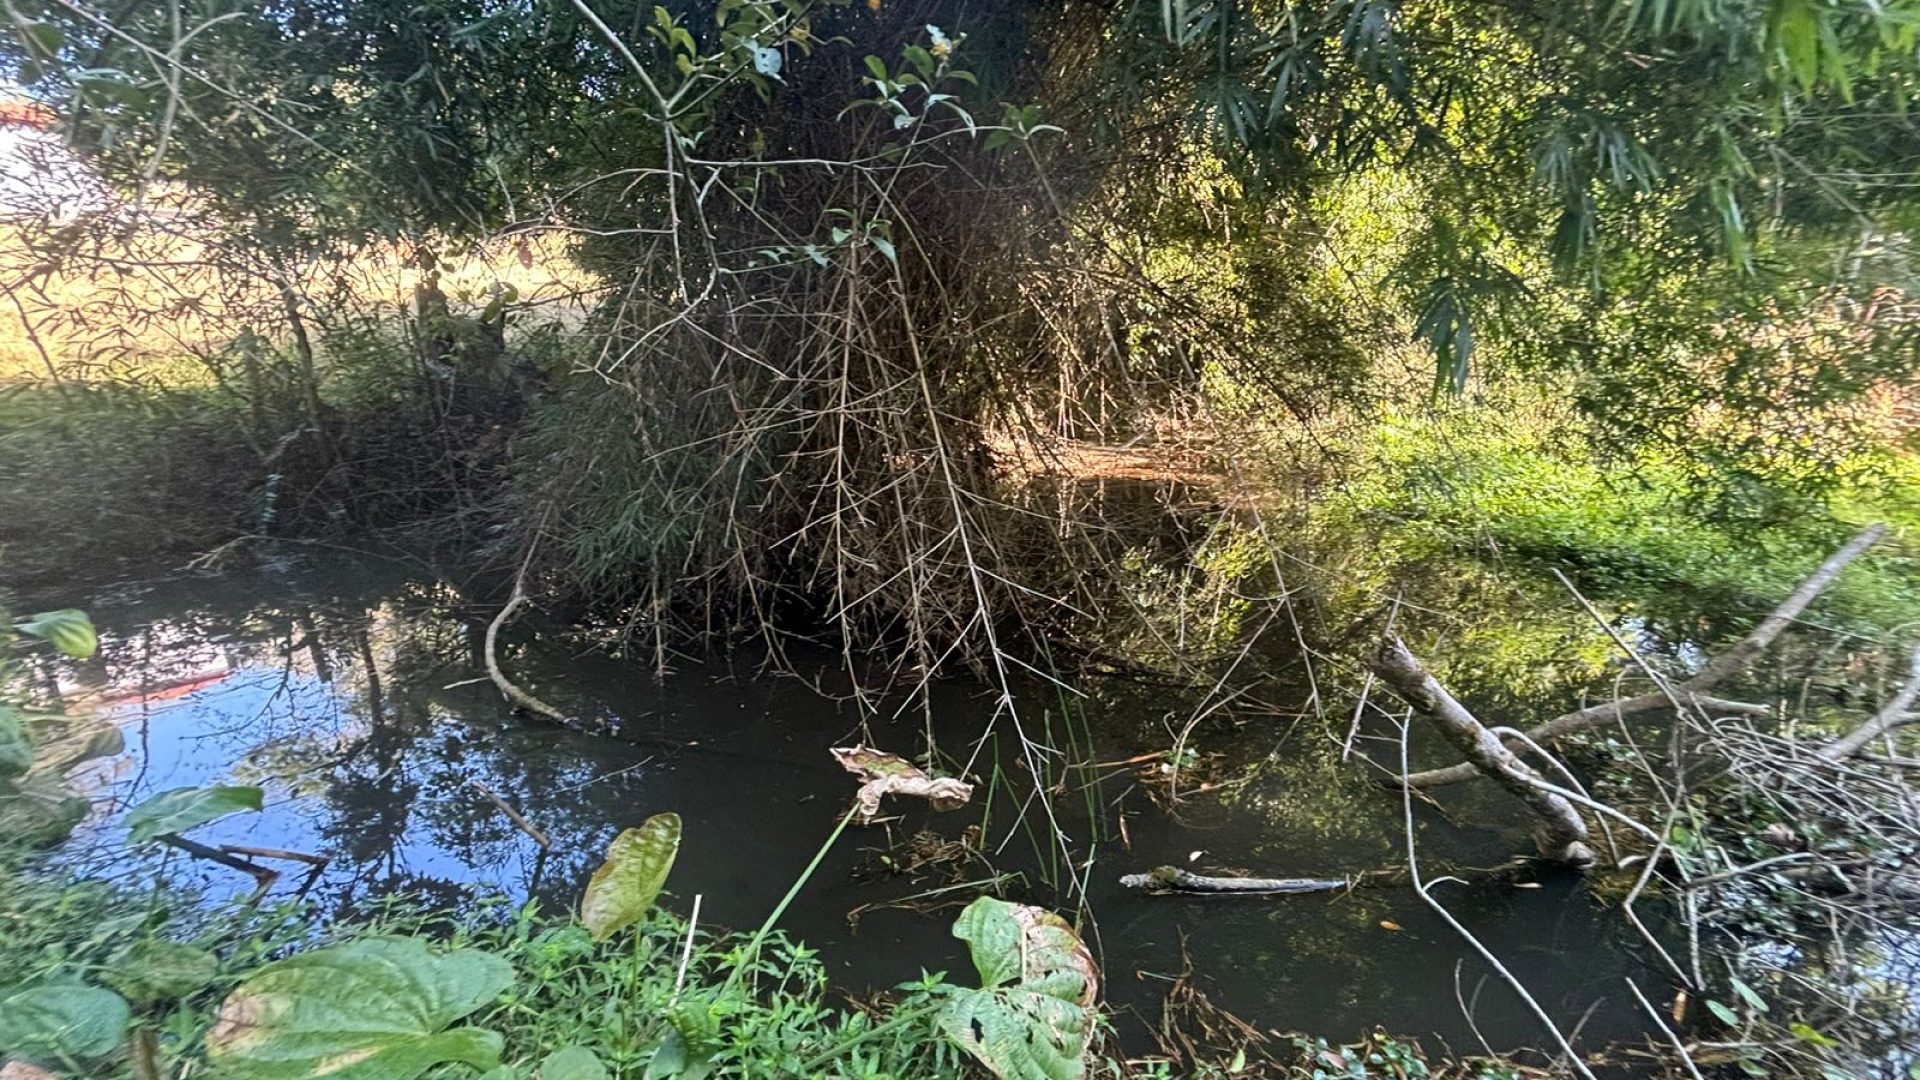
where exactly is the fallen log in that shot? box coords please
[1120,866,1353,894]
[1375,635,1595,865]
[1402,524,1886,790]
[1121,859,1540,895]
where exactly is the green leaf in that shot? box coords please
[580,813,681,941]
[0,707,32,778]
[105,940,221,1005]
[125,785,263,845]
[206,937,512,1080]
[1789,1022,1840,1048]
[1771,0,1821,90]
[864,55,889,81]
[539,1046,608,1080]
[870,235,897,264]
[0,772,90,847]
[937,897,1098,1080]
[1729,976,1768,1014]
[18,21,63,56]
[1705,999,1740,1026]
[14,610,96,659]
[0,983,132,1059]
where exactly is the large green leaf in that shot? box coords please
[104,940,221,1005]
[0,983,133,1059]
[937,897,1098,1080]
[538,1046,608,1080]
[580,813,681,942]
[13,610,96,660]
[124,785,263,845]
[205,936,513,1080]
[0,707,32,778]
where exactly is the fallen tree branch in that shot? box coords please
[1817,645,1920,761]
[1375,635,1595,865]
[1404,524,1887,789]
[1120,867,1355,894]
[1119,860,1538,895]
[483,559,577,730]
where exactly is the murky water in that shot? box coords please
[28,554,1674,1056]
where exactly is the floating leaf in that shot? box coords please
[831,746,972,823]
[206,937,512,1080]
[581,813,681,942]
[13,610,95,660]
[0,983,132,1059]
[125,785,263,845]
[937,897,1097,1080]
[539,1046,608,1080]
[104,940,220,1005]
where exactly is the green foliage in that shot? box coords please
[124,785,264,846]
[0,982,132,1061]
[205,937,513,1080]
[579,812,681,942]
[102,941,221,1007]
[938,897,1097,1080]
[1317,394,1920,638]
[12,609,95,659]
[0,706,31,778]
[537,1045,609,1080]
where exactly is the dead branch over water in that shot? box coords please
[1373,634,1596,865]
[1402,524,1888,790]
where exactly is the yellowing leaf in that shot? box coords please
[831,746,972,822]
[938,897,1097,1080]
[580,813,681,942]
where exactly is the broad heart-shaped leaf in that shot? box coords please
[938,897,1098,1080]
[538,1045,608,1080]
[13,610,96,659]
[581,813,681,942]
[206,936,512,1080]
[125,785,262,845]
[0,982,133,1059]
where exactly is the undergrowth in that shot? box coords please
[0,858,973,1079]
[1315,393,1920,638]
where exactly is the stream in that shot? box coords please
[31,552,1674,1056]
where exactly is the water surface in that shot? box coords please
[34,554,1672,1056]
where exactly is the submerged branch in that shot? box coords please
[483,575,578,731]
